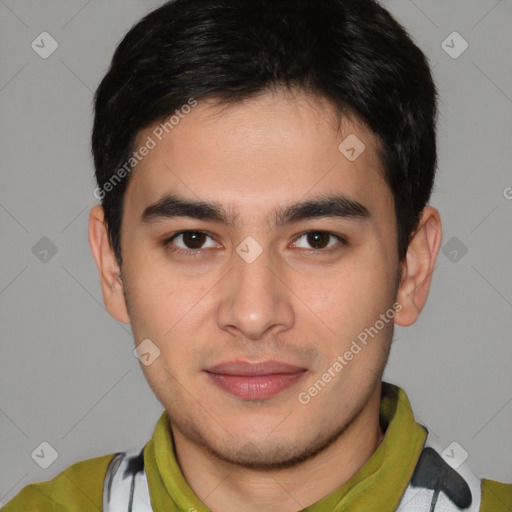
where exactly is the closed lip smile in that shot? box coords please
[203,360,308,400]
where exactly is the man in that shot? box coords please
[3,0,510,510]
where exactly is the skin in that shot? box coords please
[89,87,442,512]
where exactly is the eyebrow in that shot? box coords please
[140,193,370,230]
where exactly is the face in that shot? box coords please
[109,89,403,467]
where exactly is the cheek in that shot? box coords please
[123,257,182,344]
[123,253,217,367]
[318,257,393,313]
[297,251,396,351]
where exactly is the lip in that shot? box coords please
[204,360,307,400]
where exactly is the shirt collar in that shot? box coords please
[144,382,427,511]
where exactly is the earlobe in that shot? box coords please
[394,206,442,327]
[88,205,131,324]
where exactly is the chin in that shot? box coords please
[181,415,350,470]
[205,436,318,469]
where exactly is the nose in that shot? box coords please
[216,243,295,341]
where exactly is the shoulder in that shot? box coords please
[1,453,116,512]
[480,478,512,512]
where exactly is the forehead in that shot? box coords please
[123,89,391,223]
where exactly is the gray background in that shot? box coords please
[0,0,511,505]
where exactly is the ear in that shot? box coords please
[394,206,442,327]
[88,205,130,324]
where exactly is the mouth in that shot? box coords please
[203,360,308,400]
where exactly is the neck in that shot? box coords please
[171,383,385,512]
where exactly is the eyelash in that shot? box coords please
[162,230,349,257]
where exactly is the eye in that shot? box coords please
[163,230,219,256]
[162,230,348,257]
[292,231,347,253]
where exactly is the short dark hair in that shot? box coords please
[92,0,438,267]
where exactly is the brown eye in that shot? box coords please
[306,232,331,249]
[163,230,219,256]
[180,231,208,249]
[293,231,347,252]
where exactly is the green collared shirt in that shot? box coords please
[3,383,511,511]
